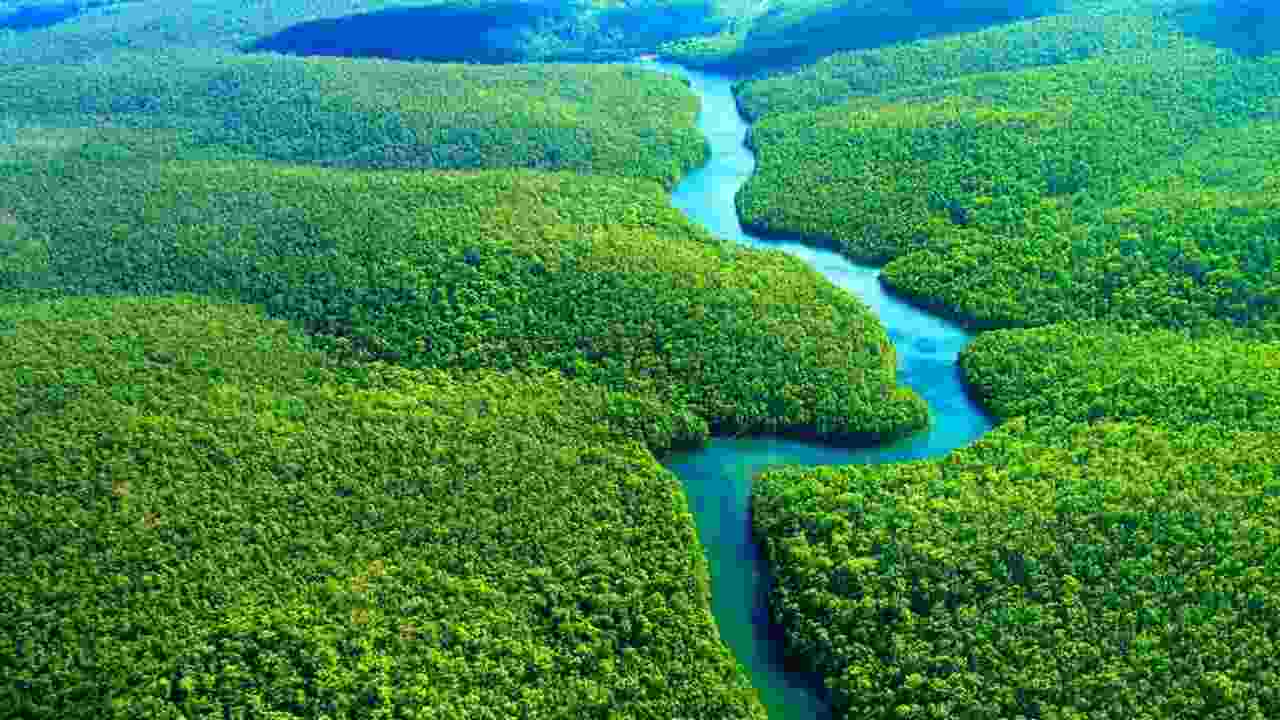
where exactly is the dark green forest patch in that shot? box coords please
[960,324,1280,430]
[250,0,720,63]
[249,2,569,64]
[0,157,927,444]
[753,418,1280,719]
[0,55,705,185]
[661,0,1061,72]
[733,12,1189,120]
[0,296,770,719]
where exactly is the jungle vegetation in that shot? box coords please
[732,2,1280,718]
[735,3,1280,334]
[960,323,1280,430]
[0,296,767,718]
[0,150,927,443]
[753,418,1280,719]
[660,0,1063,72]
[6,0,1280,716]
[0,54,706,186]
[1,0,944,715]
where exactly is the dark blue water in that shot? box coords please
[649,61,994,718]
[0,2,81,31]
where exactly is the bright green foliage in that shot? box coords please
[753,418,1280,719]
[734,12,1190,119]
[740,45,1280,264]
[0,53,705,186]
[0,296,773,719]
[737,23,1280,333]
[960,323,1280,429]
[880,118,1280,332]
[0,157,926,443]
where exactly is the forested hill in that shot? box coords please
[0,0,753,66]
[734,0,1280,335]
[1,0,935,715]
[5,0,1280,718]
[734,3,1280,719]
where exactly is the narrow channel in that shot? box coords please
[649,62,995,718]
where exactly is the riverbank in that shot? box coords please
[648,60,993,719]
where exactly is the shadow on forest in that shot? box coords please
[0,2,82,30]
[1175,0,1279,58]
[249,1,719,63]
[249,3,566,63]
[726,0,1063,71]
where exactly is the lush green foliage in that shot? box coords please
[960,323,1280,429]
[0,52,705,185]
[0,0,746,67]
[734,12,1190,119]
[740,44,1280,262]
[661,0,1059,72]
[880,116,1280,332]
[0,154,927,443]
[753,418,1280,719]
[736,16,1280,332]
[0,296,777,719]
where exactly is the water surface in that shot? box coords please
[651,62,994,719]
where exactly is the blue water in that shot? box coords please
[649,62,994,718]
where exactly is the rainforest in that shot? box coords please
[1,0,1277,719]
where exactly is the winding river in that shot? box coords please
[649,62,995,718]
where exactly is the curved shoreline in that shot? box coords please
[650,61,995,719]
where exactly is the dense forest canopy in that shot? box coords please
[735,2,1280,335]
[3,0,1279,717]
[754,419,1280,719]
[0,56,708,184]
[1,297,765,718]
[721,1,1280,718]
[0,154,927,443]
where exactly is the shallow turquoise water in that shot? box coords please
[650,62,994,719]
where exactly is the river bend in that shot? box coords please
[651,62,994,719]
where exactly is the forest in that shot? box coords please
[1,297,761,718]
[960,323,1280,429]
[735,3,1280,334]
[3,0,1279,717]
[753,418,1280,719]
[730,2,1280,718]
[0,56,707,185]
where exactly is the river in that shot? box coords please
[647,62,995,718]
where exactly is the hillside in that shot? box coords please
[1,296,766,719]
[733,2,1280,334]
[753,419,1280,719]
[2,148,927,445]
[0,54,707,185]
